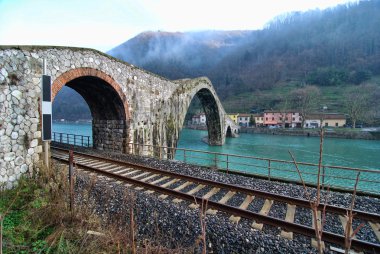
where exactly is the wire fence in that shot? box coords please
[52,132,92,147]
[52,132,380,196]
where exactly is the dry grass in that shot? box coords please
[0,160,194,253]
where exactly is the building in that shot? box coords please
[263,110,302,128]
[252,114,264,127]
[227,113,239,124]
[238,113,251,127]
[192,113,206,125]
[304,113,346,128]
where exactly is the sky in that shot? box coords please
[0,0,358,52]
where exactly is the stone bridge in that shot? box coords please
[0,46,239,188]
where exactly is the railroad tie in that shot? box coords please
[111,168,131,175]
[369,222,380,242]
[252,199,274,230]
[187,185,207,209]
[122,169,140,176]
[311,210,325,250]
[104,165,124,172]
[131,172,150,179]
[203,187,220,200]
[75,158,95,164]
[160,178,180,188]
[329,246,364,254]
[280,204,296,239]
[207,191,236,215]
[187,184,205,195]
[140,174,159,182]
[86,161,107,167]
[158,179,180,200]
[98,164,120,171]
[339,215,355,239]
[150,176,170,185]
[229,195,255,224]
[172,182,193,203]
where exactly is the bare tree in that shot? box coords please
[344,172,365,254]
[289,128,327,254]
[344,85,372,128]
[291,86,321,128]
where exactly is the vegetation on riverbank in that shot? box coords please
[0,164,187,253]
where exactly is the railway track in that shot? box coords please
[51,146,380,253]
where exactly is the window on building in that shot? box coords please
[279,117,282,121]
[266,117,268,121]
[325,122,328,127]
[292,117,295,121]
[285,117,288,121]
[272,117,274,121]
[335,122,338,127]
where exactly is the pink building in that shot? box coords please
[263,110,302,128]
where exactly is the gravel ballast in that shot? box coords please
[54,144,380,253]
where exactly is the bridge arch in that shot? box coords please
[186,87,223,146]
[169,77,225,151]
[52,67,130,152]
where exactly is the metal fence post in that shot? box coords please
[214,153,217,168]
[322,166,326,187]
[268,159,271,180]
[227,154,229,174]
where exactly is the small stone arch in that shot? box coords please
[172,78,225,149]
[52,67,130,152]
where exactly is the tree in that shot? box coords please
[291,86,321,128]
[344,84,378,127]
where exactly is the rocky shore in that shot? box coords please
[66,145,380,253]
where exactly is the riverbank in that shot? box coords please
[238,127,380,140]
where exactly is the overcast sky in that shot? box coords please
[0,0,358,52]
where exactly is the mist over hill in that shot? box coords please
[108,30,254,79]
[54,0,380,121]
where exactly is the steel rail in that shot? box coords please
[51,146,380,223]
[52,151,380,253]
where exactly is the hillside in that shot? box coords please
[53,0,380,123]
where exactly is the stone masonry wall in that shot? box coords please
[0,49,43,188]
[92,120,126,152]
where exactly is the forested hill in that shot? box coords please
[107,0,380,113]
[53,0,380,120]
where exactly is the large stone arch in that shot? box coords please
[52,68,130,152]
